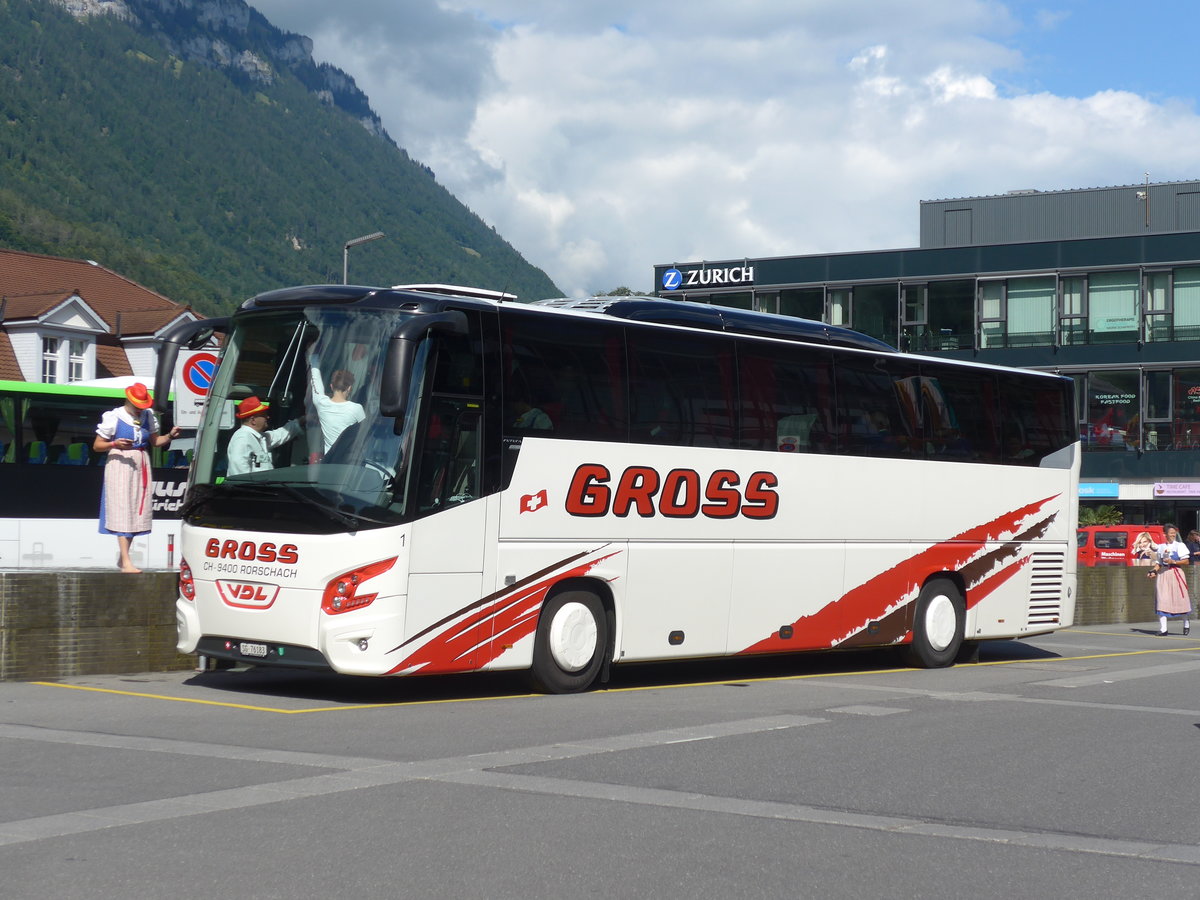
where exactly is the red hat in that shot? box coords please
[236,396,269,419]
[125,383,153,410]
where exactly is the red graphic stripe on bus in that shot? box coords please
[740,495,1060,655]
[962,550,1028,610]
[385,551,620,676]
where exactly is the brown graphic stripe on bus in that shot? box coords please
[959,514,1056,594]
[838,603,912,648]
[384,546,604,654]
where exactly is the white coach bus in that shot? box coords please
[161,284,1078,692]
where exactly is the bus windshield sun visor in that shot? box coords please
[153,316,230,414]
[379,310,468,418]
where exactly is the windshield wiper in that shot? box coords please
[223,480,365,531]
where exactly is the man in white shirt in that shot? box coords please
[225,396,302,476]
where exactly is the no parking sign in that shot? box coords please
[174,350,220,428]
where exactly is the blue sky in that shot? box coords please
[250,1,1200,296]
[1000,1,1198,102]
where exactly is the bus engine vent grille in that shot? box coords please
[1027,551,1065,626]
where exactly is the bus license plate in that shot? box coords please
[239,642,268,658]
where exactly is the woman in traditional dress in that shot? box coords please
[1147,524,1193,636]
[93,383,179,573]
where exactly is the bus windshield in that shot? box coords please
[188,305,481,532]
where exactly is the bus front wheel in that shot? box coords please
[905,578,965,668]
[529,590,607,693]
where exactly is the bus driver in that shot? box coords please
[226,396,302,476]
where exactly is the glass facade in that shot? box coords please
[665,262,1200,356]
[779,287,823,320]
[1172,267,1200,341]
[1083,370,1139,451]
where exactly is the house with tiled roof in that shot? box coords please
[0,249,197,383]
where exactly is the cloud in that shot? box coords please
[249,1,1200,298]
[250,1,497,173]
[1034,9,1071,31]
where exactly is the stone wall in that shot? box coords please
[0,571,192,681]
[1074,565,1197,625]
[0,567,1184,681]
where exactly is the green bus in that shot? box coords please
[0,378,189,569]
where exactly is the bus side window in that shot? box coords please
[1000,372,1074,465]
[61,442,90,465]
[500,311,626,442]
[627,326,735,448]
[415,401,482,510]
[735,338,834,454]
[835,356,920,458]
[919,364,1001,464]
[447,410,481,503]
[0,397,11,462]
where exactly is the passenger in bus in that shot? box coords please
[310,366,365,453]
[511,394,552,431]
[226,396,303,477]
[93,382,180,573]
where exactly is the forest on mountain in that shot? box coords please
[0,0,562,315]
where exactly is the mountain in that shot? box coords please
[0,0,562,315]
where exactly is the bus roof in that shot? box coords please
[391,283,518,302]
[242,284,519,308]
[534,296,897,352]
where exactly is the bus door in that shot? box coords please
[403,321,491,670]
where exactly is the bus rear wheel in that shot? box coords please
[904,578,965,668]
[529,590,607,693]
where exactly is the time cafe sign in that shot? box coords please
[1154,482,1200,497]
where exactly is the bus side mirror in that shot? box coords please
[380,311,468,418]
[153,317,230,414]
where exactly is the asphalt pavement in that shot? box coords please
[3,622,1200,899]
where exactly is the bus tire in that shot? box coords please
[904,578,965,668]
[529,590,607,693]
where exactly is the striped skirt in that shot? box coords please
[1155,566,1192,617]
[99,448,152,537]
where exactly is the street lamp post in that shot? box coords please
[342,231,385,284]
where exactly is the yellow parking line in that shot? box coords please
[33,681,310,713]
[31,681,544,715]
[31,632,1200,711]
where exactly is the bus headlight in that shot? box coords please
[321,557,397,615]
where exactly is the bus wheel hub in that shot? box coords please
[548,601,598,672]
